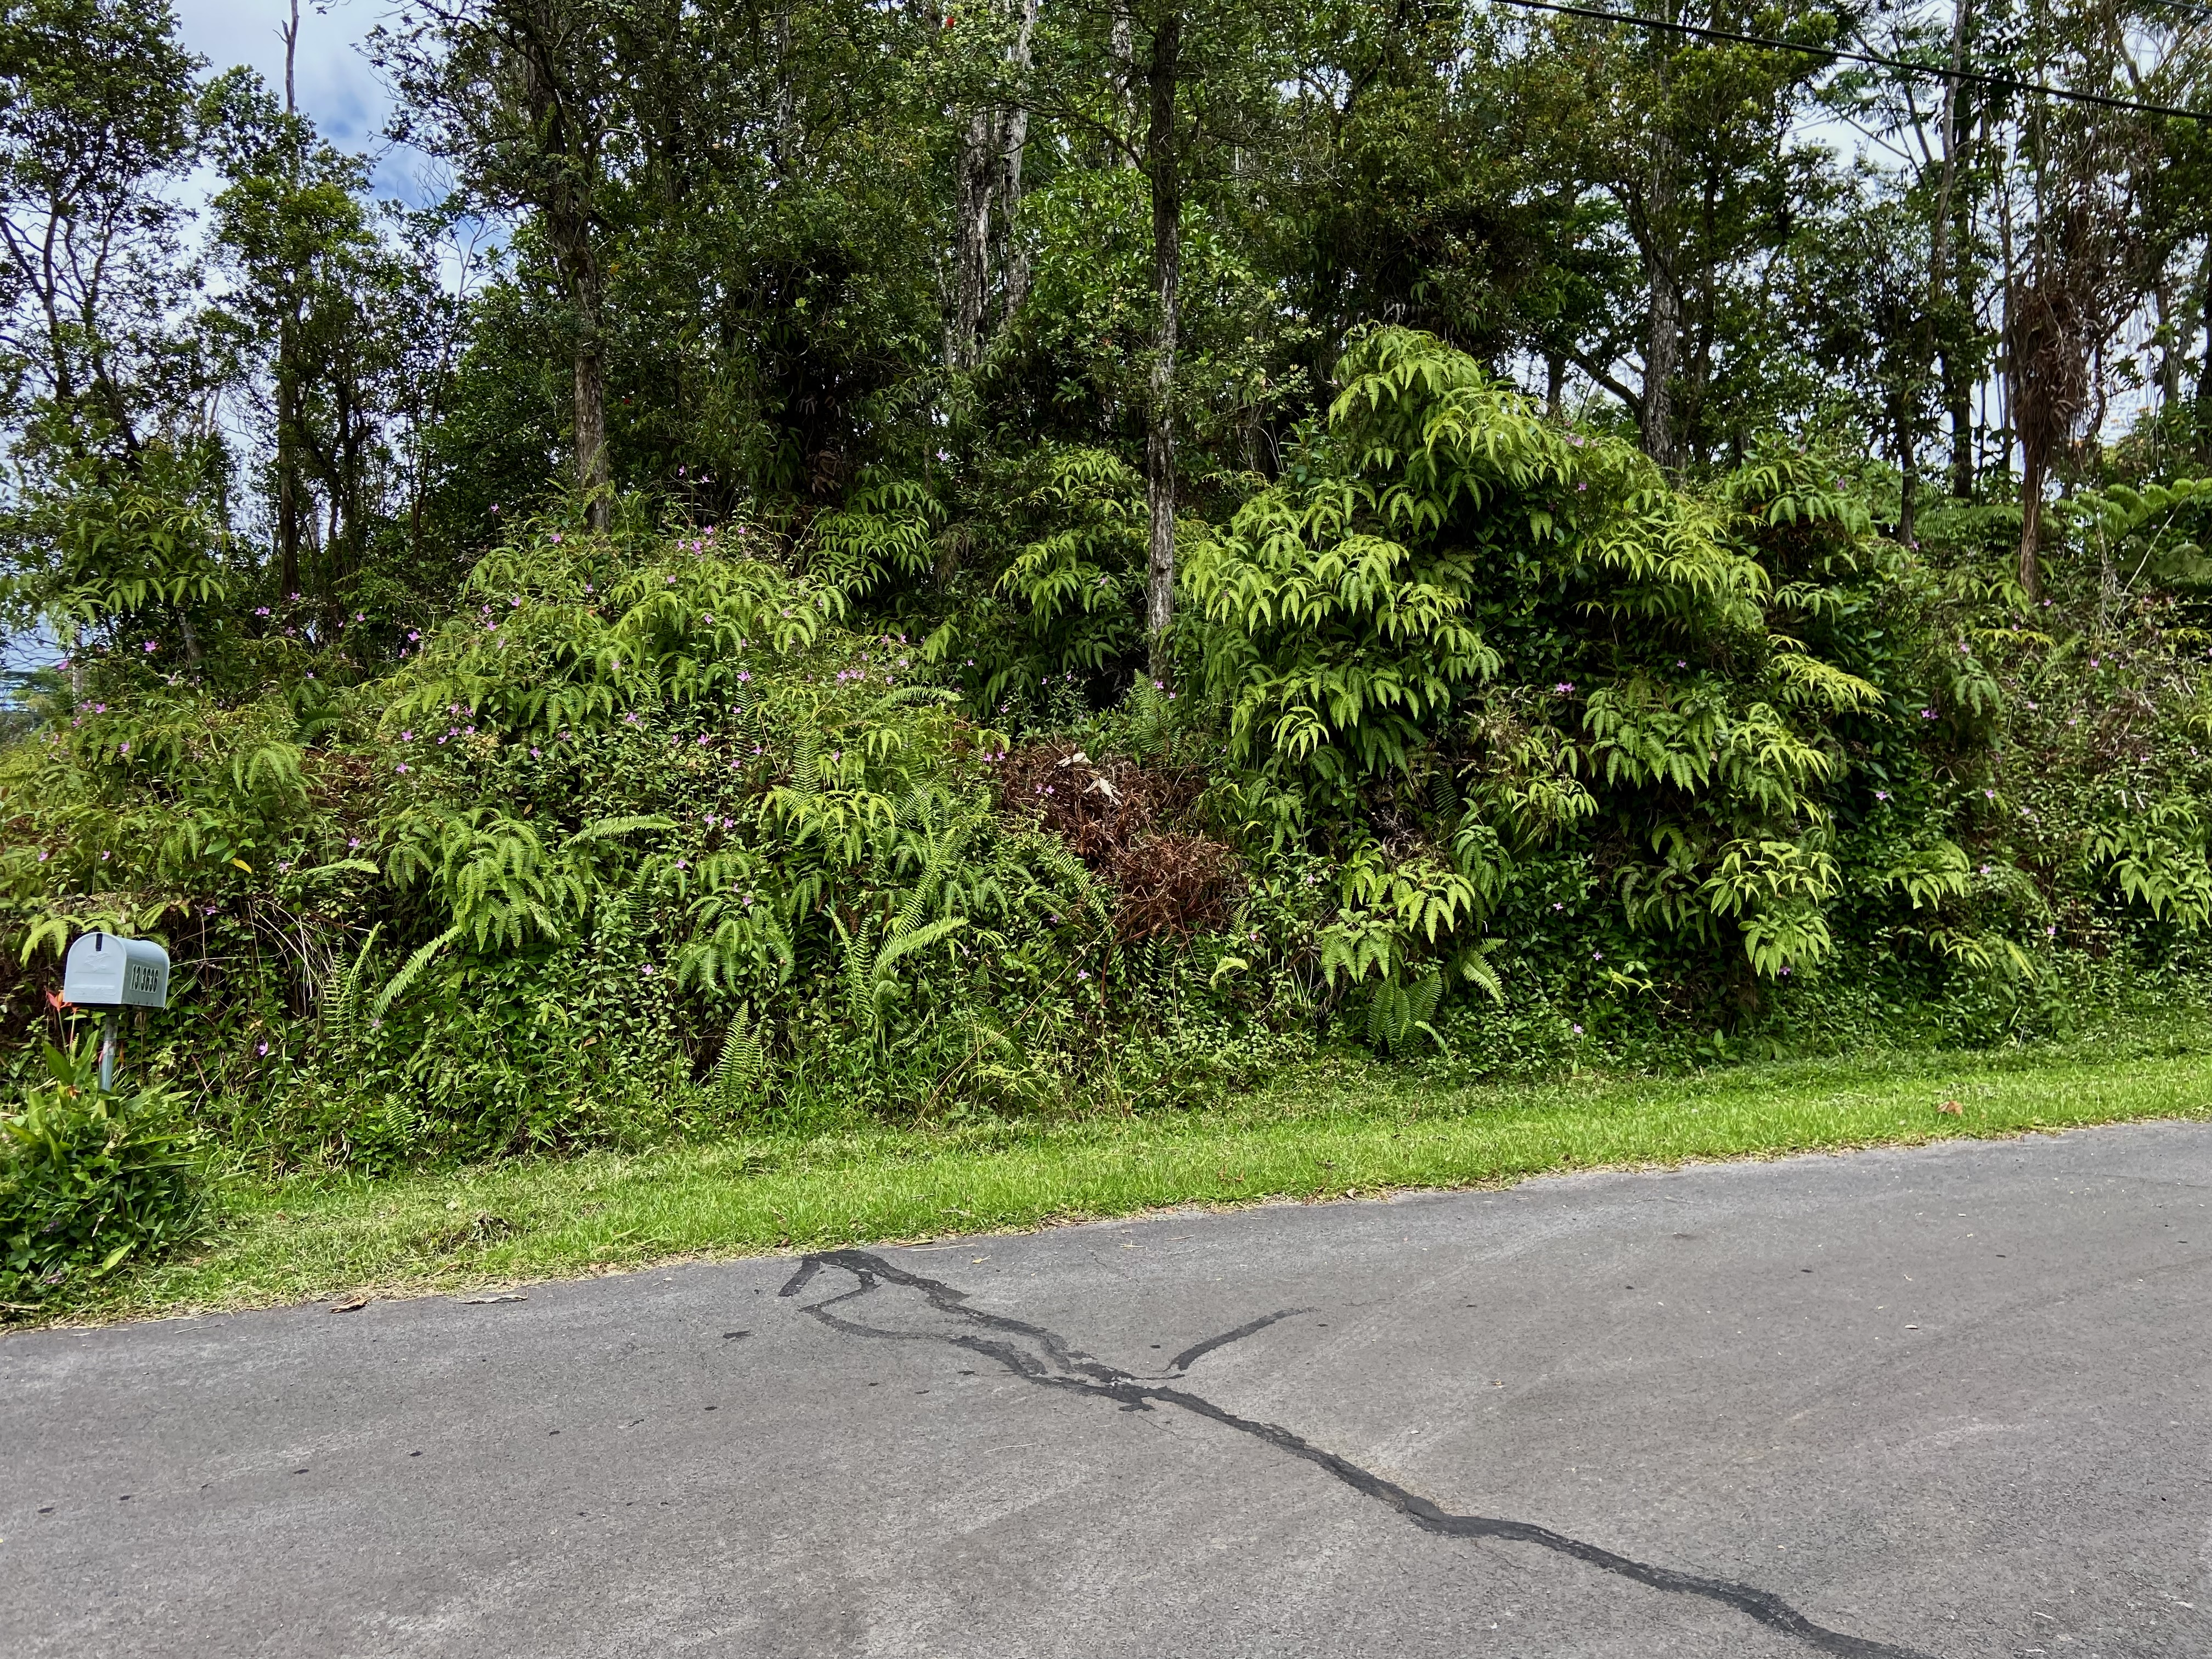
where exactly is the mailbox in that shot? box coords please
[63,931,170,1010]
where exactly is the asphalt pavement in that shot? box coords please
[5,1120,2211,1658]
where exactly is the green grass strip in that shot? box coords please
[41,1043,2212,1327]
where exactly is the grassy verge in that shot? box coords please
[30,1038,2212,1327]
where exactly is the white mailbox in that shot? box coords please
[62,931,170,1009]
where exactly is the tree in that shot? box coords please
[381,0,636,532]
[1503,4,1841,466]
[0,0,199,462]
[202,70,435,613]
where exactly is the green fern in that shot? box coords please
[713,1003,768,1108]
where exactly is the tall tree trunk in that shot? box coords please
[572,287,611,532]
[2196,242,2212,462]
[1896,394,1918,546]
[949,108,995,371]
[518,3,612,532]
[1639,86,1680,465]
[1640,228,1679,466]
[1942,347,1973,499]
[282,0,300,114]
[275,314,302,599]
[1635,4,1680,466]
[274,8,305,597]
[1143,8,1182,681]
[997,0,1039,324]
[1113,2,1138,163]
[1910,0,1969,523]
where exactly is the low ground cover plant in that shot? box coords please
[2,1040,212,1312]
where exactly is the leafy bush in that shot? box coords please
[9,332,2212,1177]
[2,1041,212,1315]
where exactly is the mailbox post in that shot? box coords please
[61,930,170,1091]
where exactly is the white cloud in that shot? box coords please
[174,0,438,202]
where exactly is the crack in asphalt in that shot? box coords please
[1165,1307,1313,1375]
[781,1247,1929,1659]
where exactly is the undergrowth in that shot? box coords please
[7,332,2212,1189]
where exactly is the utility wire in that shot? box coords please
[2137,0,2212,29]
[1487,0,2212,124]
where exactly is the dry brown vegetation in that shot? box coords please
[991,742,1242,944]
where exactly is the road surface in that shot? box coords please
[5,1120,2210,1657]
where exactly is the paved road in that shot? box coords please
[5,1123,2211,1658]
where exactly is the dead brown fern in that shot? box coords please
[991,742,1241,942]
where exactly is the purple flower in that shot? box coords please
[142,639,157,652]
[1874,789,1891,802]
[1571,1023,1584,1036]
[256,1042,269,1057]
[348,838,361,849]
[395,762,410,774]
[118,741,128,754]
[1555,681,1575,695]
[1076,969,1090,981]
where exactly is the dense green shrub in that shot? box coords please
[2,1041,212,1313]
[8,332,2212,1174]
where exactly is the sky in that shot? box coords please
[174,0,431,202]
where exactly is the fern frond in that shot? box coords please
[372,924,464,1019]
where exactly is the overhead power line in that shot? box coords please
[2140,0,2212,29]
[1487,0,2212,125]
